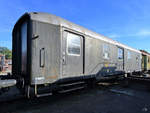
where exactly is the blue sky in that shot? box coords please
[0,0,150,52]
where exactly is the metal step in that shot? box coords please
[58,86,85,93]
[35,81,86,97]
[57,81,86,93]
[127,76,150,81]
[59,81,85,87]
[36,92,52,98]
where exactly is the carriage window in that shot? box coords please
[21,21,27,73]
[127,51,131,59]
[136,56,139,62]
[118,48,123,59]
[103,44,110,59]
[67,33,81,56]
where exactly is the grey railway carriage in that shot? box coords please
[11,12,142,97]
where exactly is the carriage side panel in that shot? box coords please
[31,21,61,85]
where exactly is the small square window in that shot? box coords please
[127,51,131,59]
[136,56,139,62]
[103,44,110,59]
[118,48,123,59]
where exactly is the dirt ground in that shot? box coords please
[0,81,150,113]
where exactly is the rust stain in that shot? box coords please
[46,68,58,79]
[47,75,57,79]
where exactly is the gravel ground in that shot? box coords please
[0,82,150,113]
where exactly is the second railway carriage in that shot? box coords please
[140,50,150,72]
[12,12,142,97]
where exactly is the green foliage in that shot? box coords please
[0,47,12,59]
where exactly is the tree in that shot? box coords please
[0,47,12,59]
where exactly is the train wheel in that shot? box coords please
[16,78,26,95]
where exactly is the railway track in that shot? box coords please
[1,73,150,103]
[0,81,150,113]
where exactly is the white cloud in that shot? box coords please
[108,34,121,39]
[136,29,150,37]
[108,34,120,38]
[107,29,150,39]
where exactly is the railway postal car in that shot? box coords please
[11,12,142,97]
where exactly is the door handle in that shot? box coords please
[62,52,66,65]
[40,48,45,67]
[62,56,66,65]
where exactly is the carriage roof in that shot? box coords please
[18,12,141,54]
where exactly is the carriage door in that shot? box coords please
[62,31,84,77]
[118,47,124,71]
